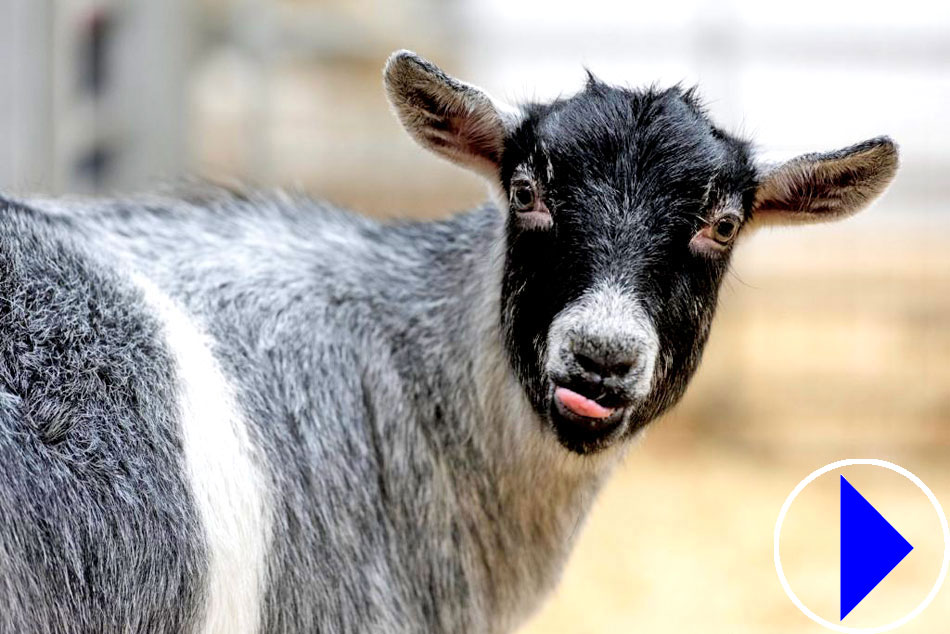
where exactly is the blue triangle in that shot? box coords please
[840,475,913,620]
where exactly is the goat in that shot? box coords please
[0,50,898,633]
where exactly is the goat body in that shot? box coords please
[0,50,897,634]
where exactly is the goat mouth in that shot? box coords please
[554,386,616,420]
[547,382,628,453]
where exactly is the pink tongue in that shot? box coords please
[555,387,615,420]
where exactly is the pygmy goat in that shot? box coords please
[0,51,897,633]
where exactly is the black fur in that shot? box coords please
[499,81,756,452]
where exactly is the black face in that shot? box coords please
[498,80,757,454]
[386,51,896,453]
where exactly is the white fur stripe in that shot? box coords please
[133,275,271,634]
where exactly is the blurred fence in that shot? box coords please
[4,1,948,209]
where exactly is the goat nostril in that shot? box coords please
[573,351,634,379]
[609,360,632,377]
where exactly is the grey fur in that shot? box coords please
[0,203,206,633]
[0,50,898,634]
[2,192,609,633]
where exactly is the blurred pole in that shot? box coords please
[233,0,274,184]
[0,0,55,193]
[113,0,191,190]
[691,0,744,131]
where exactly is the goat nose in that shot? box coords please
[572,347,636,381]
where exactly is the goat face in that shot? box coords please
[385,50,898,454]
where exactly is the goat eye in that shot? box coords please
[711,216,740,243]
[510,181,536,211]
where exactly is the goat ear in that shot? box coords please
[384,50,515,179]
[750,137,898,226]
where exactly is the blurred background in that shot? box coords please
[1,0,948,631]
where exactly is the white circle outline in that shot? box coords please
[774,458,950,633]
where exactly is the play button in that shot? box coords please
[775,459,950,632]
[840,475,914,620]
